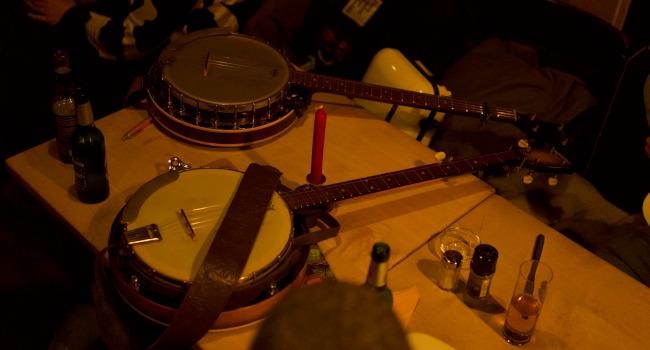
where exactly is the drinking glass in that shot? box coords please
[439,227,480,262]
[503,260,553,345]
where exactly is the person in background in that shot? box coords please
[23,0,262,117]
[23,0,252,61]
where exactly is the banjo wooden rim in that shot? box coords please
[147,89,298,147]
[109,248,309,330]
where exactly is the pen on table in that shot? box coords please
[122,116,153,141]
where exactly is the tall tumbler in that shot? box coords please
[503,260,553,345]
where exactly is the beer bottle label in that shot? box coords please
[72,158,87,191]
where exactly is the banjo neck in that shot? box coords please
[280,150,520,212]
[289,70,526,125]
[289,70,570,162]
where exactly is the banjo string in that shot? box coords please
[130,197,285,236]
[207,59,278,76]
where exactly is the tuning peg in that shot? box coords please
[547,175,559,187]
[523,171,534,185]
[517,139,530,149]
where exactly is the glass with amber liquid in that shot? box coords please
[503,260,553,345]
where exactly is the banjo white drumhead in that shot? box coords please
[162,34,290,106]
[127,168,292,283]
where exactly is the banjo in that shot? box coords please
[108,144,571,330]
[146,30,568,148]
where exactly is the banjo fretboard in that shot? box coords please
[280,150,519,211]
[288,70,527,124]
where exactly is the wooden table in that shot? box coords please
[391,195,650,349]
[6,93,494,348]
[6,94,649,349]
[6,94,493,254]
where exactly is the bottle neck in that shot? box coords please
[55,72,72,84]
[54,71,73,95]
[365,259,388,289]
[76,101,95,126]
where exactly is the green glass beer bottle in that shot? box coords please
[71,89,109,203]
[363,242,394,305]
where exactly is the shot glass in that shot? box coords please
[503,260,553,345]
[439,227,480,262]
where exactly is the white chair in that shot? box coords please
[354,48,451,147]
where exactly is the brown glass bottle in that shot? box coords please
[51,50,76,163]
[463,244,498,308]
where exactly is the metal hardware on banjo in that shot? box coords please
[108,162,309,330]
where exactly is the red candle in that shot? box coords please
[309,106,327,184]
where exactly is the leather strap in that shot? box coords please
[150,163,282,349]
